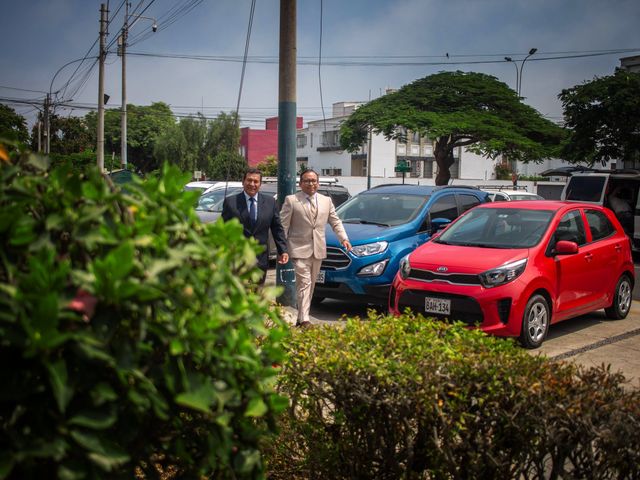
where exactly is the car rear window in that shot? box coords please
[564,176,606,202]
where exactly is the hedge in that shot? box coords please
[267,313,640,479]
[0,146,288,479]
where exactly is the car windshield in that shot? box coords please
[436,207,554,248]
[196,187,242,212]
[337,193,428,227]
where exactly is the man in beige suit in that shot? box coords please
[280,169,352,326]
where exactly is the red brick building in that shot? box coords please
[240,116,303,167]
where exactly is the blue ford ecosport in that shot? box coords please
[315,184,490,304]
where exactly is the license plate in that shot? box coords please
[424,297,450,315]
[316,270,325,284]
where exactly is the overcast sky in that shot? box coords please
[2,0,639,129]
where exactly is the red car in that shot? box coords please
[389,201,635,348]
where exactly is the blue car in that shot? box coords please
[315,184,490,304]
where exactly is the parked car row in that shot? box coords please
[188,172,635,349]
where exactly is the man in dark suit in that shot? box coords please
[221,168,289,283]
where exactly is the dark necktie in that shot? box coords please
[249,197,257,227]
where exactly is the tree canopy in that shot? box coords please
[0,104,29,144]
[154,111,247,180]
[340,71,566,185]
[86,102,175,172]
[559,69,640,166]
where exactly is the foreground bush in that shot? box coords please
[267,313,640,479]
[0,149,288,479]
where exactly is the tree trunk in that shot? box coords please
[434,138,455,185]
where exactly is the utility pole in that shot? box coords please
[276,0,297,307]
[119,5,156,170]
[366,89,372,190]
[97,3,108,171]
[43,93,50,154]
[120,1,129,169]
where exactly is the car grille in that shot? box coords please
[397,290,484,326]
[321,247,351,270]
[408,268,481,286]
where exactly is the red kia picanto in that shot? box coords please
[389,201,635,348]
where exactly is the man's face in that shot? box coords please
[243,173,261,197]
[300,171,319,196]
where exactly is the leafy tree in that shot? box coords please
[154,111,247,180]
[0,104,29,144]
[48,115,93,155]
[559,70,640,166]
[86,102,175,172]
[340,71,566,185]
[255,155,278,176]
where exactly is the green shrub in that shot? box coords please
[267,313,640,479]
[0,147,288,479]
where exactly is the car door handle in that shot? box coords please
[615,244,622,253]
[584,253,593,262]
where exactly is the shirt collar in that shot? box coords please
[244,192,257,202]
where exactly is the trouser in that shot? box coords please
[292,257,323,322]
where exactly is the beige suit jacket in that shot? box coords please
[280,191,349,259]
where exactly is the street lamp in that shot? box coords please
[518,48,537,97]
[119,4,157,169]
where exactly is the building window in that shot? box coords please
[322,168,342,176]
[423,144,433,156]
[321,130,340,147]
[411,131,420,143]
[297,134,307,148]
[310,133,313,147]
[397,144,406,155]
[410,144,420,156]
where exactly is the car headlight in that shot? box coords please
[479,258,527,288]
[357,259,389,277]
[398,254,411,280]
[351,241,388,257]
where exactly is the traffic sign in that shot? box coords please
[394,161,411,173]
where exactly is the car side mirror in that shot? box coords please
[554,240,579,255]
[430,217,451,234]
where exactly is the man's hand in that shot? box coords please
[278,252,289,264]
[342,240,352,251]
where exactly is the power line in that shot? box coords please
[122,47,640,67]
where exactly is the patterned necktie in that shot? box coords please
[308,196,317,219]
[249,197,257,227]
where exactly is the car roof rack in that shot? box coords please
[262,176,340,185]
[435,185,481,190]
[477,185,528,191]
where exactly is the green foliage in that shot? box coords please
[255,155,278,176]
[154,112,247,180]
[48,149,98,174]
[340,71,566,185]
[31,115,94,155]
[0,104,29,145]
[86,102,175,173]
[0,148,289,479]
[494,161,512,180]
[560,70,640,165]
[267,313,640,479]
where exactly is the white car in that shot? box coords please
[184,180,219,192]
[484,190,544,202]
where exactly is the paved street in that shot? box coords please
[268,269,640,389]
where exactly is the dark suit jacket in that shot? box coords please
[221,191,288,270]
